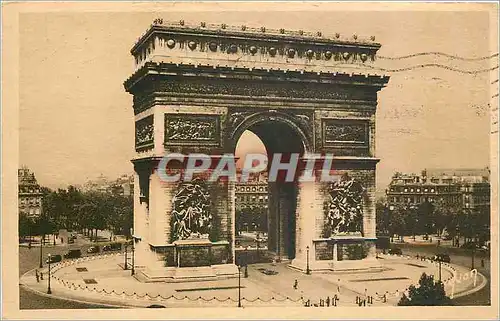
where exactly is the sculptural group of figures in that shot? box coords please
[326,174,365,235]
[171,179,212,240]
[170,173,365,241]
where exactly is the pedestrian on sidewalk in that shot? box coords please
[40,272,43,280]
[35,270,39,283]
[293,279,298,290]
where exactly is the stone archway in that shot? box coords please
[230,111,311,260]
[124,20,390,281]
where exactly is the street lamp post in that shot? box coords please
[471,246,475,270]
[124,243,128,270]
[256,233,260,258]
[438,260,442,282]
[47,254,52,294]
[237,265,242,307]
[131,239,135,276]
[244,246,249,278]
[39,234,43,268]
[306,245,311,275]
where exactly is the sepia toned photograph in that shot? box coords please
[2,1,499,319]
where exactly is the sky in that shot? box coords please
[19,5,495,192]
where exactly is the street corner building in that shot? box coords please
[123,20,390,282]
[18,166,43,219]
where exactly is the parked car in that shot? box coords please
[87,246,100,254]
[46,254,62,264]
[388,247,403,255]
[111,242,122,250]
[461,242,480,250]
[433,253,451,263]
[102,243,122,252]
[63,249,82,259]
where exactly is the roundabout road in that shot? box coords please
[19,237,121,309]
[392,243,491,306]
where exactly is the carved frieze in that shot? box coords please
[155,79,374,101]
[325,174,365,235]
[135,115,154,151]
[322,119,369,146]
[165,114,220,145]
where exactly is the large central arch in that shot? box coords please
[231,111,309,260]
[124,20,390,281]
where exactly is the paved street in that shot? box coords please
[389,242,491,306]
[20,248,483,309]
[19,233,126,309]
[19,233,490,309]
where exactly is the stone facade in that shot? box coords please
[124,20,389,280]
[386,168,490,212]
[18,167,43,219]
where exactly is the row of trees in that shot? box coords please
[376,199,490,246]
[19,186,133,243]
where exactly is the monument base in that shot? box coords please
[289,257,384,273]
[290,236,383,273]
[134,238,239,283]
[135,263,240,283]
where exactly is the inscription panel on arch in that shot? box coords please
[164,114,221,146]
[322,119,369,148]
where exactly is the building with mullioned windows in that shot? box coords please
[386,168,490,211]
[18,166,43,219]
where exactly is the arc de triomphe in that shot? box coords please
[124,20,389,281]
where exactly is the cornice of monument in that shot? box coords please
[131,19,381,55]
[124,61,390,94]
[125,19,390,88]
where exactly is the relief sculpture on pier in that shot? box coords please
[325,174,365,235]
[171,178,213,241]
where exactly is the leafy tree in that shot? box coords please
[19,213,34,241]
[404,205,419,240]
[389,205,407,241]
[398,273,453,306]
[376,200,390,236]
[417,201,435,236]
